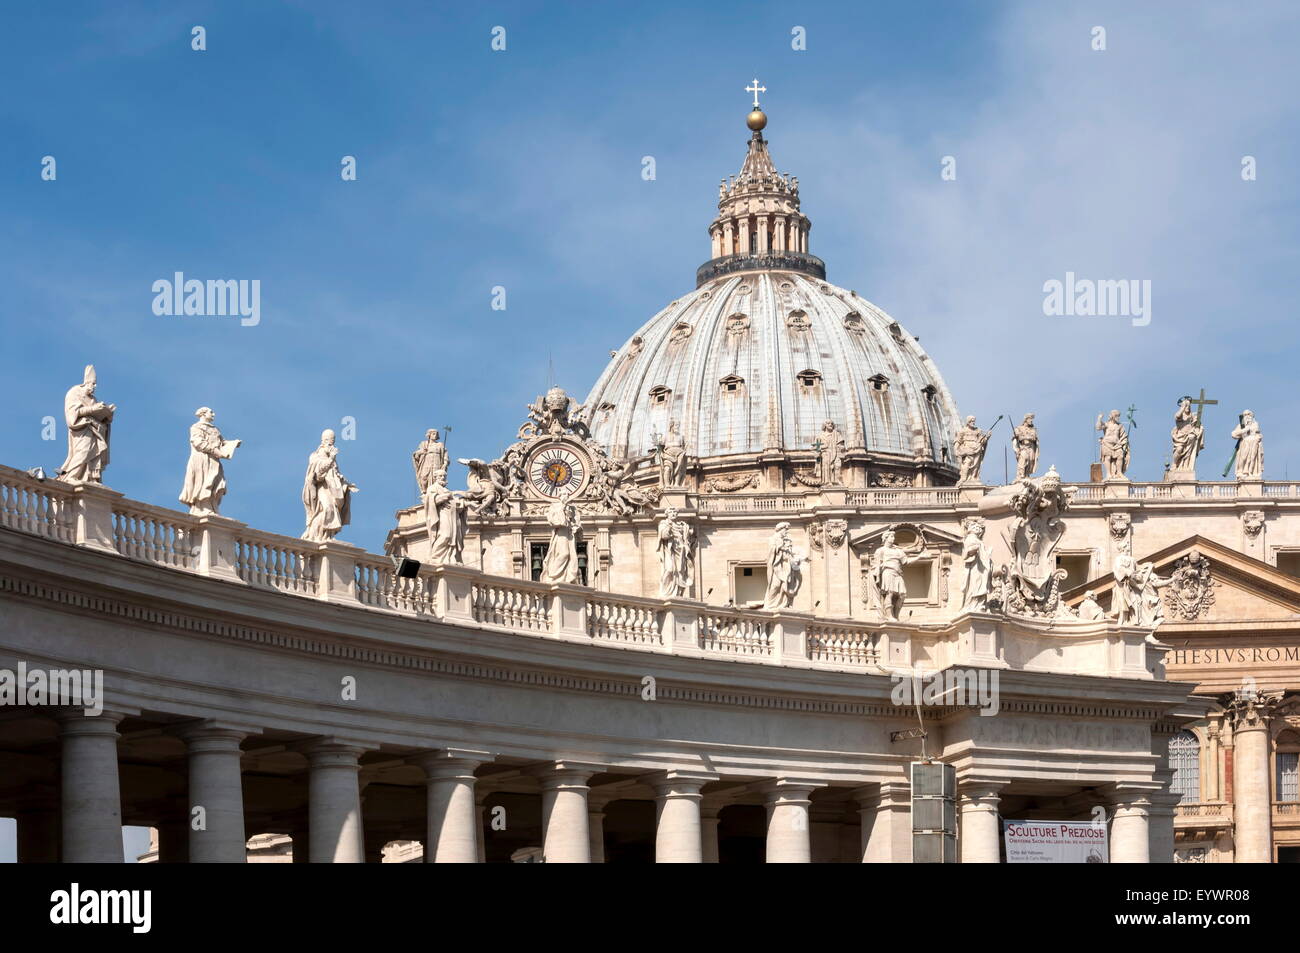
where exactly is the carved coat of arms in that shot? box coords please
[1164,550,1216,620]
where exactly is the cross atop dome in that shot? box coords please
[697,83,820,286]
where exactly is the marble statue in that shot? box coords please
[866,527,929,621]
[1000,466,1074,618]
[179,407,241,516]
[1077,590,1107,621]
[57,365,115,485]
[1095,410,1130,480]
[412,429,448,498]
[814,420,846,485]
[1168,397,1203,477]
[1133,562,1173,629]
[424,470,467,566]
[460,457,509,518]
[301,430,358,542]
[1112,544,1140,625]
[539,497,583,585]
[1011,413,1039,480]
[959,517,993,612]
[1231,411,1263,480]
[762,521,804,610]
[595,454,651,517]
[654,420,688,488]
[953,416,991,485]
[656,506,695,598]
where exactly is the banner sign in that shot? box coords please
[1002,820,1108,863]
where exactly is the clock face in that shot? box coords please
[527,444,588,499]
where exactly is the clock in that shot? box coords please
[526,443,589,499]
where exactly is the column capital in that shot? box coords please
[957,779,1006,804]
[414,747,493,779]
[643,769,717,797]
[756,777,825,804]
[55,708,130,734]
[294,738,371,768]
[171,719,261,749]
[527,760,606,788]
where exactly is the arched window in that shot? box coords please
[1168,730,1201,803]
[648,385,672,406]
[868,374,890,393]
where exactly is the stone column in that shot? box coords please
[700,801,724,864]
[1109,791,1152,863]
[415,748,490,863]
[958,782,1003,863]
[175,722,253,863]
[649,771,712,863]
[855,782,911,862]
[58,710,126,863]
[585,795,612,864]
[302,741,367,863]
[531,761,602,863]
[1148,789,1180,864]
[1229,692,1279,863]
[760,779,822,863]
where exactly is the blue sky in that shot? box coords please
[0,1,1298,856]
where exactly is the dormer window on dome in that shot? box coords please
[719,374,745,394]
[648,385,672,405]
[796,369,822,390]
[869,374,890,393]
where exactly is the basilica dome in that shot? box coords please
[583,105,962,481]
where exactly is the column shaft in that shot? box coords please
[653,780,706,863]
[763,782,818,863]
[179,724,248,863]
[419,753,485,864]
[305,743,366,863]
[1233,722,1273,863]
[958,785,1002,864]
[59,712,125,863]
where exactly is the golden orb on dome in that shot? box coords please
[746,108,767,131]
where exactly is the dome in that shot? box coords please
[582,95,962,479]
[584,272,962,469]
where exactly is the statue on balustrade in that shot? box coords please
[953,416,991,485]
[424,470,467,566]
[814,420,846,485]
[412,429,448,499]
[866,526,929,621]
[1168,397,1204,478]
[653,420,688,488]
[1095,409,1130,480]
[301,429,359,543]
[179,407,241,516]
[656,506,695,598]
[1012,413,1039,480]
[762,522,804,611]
[57,364,115,485]
[1230,410,1264,480]
[539,497,583,585]
[959,517,993,612]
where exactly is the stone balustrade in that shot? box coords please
[0,463,1170,680]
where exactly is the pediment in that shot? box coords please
[849,521,965,551]
[1064,534,1300,625]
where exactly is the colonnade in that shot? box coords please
[27,710,1176,863]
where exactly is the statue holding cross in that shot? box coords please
[1167,388,1216,481]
